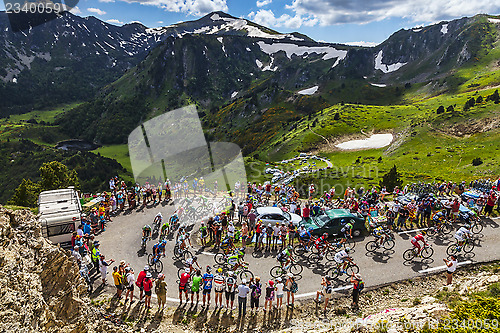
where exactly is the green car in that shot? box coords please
[300,209,367,238]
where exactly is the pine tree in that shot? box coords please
[379,165,403,192]
[8,179,40,207]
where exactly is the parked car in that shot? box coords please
[256,207,302,226]
[299,209,367,238]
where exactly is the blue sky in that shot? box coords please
[2,0,500,44]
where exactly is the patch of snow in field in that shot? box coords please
[488,18,500,24]
[298,86,319,95]
[12,77,17,83]
[193,26,211,34]
[231,91,238,98]
[374,50,407,73]
[370,83,387,87]
[256,59,263,68]
[336,134,393,150]
[257,42,347,67]
[246,47,251,51]
[441,24,448,34]
[262,57,278,71]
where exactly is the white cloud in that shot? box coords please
[344,41,380,47]
[157,20,164,24]
[106,19,124,25]
[117,0,228,16]
[70,6,82,14]
[87,7,107,15]
[256,0,272,7]
[248,9,317,29]
[285,0,500,26]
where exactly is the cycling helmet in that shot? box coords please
[217,268,223,273]
[323,233,328,238]
[228,271,234,276]
[421,231,427,236]
[192,256,198,261]
[158,273,164,279]
[206,265,212,272]
[268,224,272,227]
[238,250,245,258]
[185,268,190,273]
[465,224,471,229]
[345,247,351,253]
[287,245,293,250]
[161,240,167,245]
[143,225,151,230]
[308,227,314,231]
[144,265,150,271]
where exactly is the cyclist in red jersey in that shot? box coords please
[411,231,428,255]
[314,233,329,250]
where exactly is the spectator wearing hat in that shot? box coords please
[91,241,101,273]
[99,254,114,285]
[112,266,123,298]
[272,223,280,250]
[124,267,135,304]
[71,245,82,264]
[315,275,333,313]
[275,277,285,308]
[155,273,167,311]
[143,272,154,309]
[444,255,458,285]
[249,276,262,312]
[285,273,297,308]
[136,266,149,303]
[238,278,250,317]
[350,273,363,309]
[264,280,275,312]
[179,267,191,305]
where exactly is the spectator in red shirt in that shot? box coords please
[142,273,154,309]
[179,268,191,305]
[136,266,148,303]
[302,205,310,220]
[451,198,460,222]
[484,192,497,217]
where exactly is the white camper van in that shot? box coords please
[38,187,82,248]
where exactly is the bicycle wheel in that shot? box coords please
[471,223,483,235]
[183,250,193,261]
[346,237,356,249]
[270,266,284,278]
[446,244,459,256]
[154,260,164,273]
[173,245,181,259]
[240,270,254,280]
[383,239,395,250]
[290,263,303,276]
[365,241,378,253]
[325,250,336,262]
[346,263,359,275]
[426,227,436,237]
[442,224,453,235]
[326,266,340,279]
[421,246,434,259]
[463,241,475,253]
[403,249,415,261]
[177,268,183,279]
[147,253,154,266]
[293,244,306,256]
[308,252,322,263]
[214,253,226,265]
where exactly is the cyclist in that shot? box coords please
[142,224,152,240]
[227,248,246,271]
[220,236,235,254]
[159,219,170,240]
[314,233,330,257]
[277,245,293,269]
[185,256,201,275]
[170,212,180,229]
[454,224,472,250]
[411,231,429,256]
[372,225,390,246]
[339,219,353,245]
[153,212,163,229]
[152,240,167,258]
[333,247,353,273]
[298,226,313,251]
[432,210,447,229]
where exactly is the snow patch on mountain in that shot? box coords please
[370,83,387,87]
[488,18,500,24]
[256,59,263,68]
[256,41,347,67]
[298,86,319,95]
[374,50,407,73]
[441,24,448,34]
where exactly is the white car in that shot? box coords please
[256,207,302,226]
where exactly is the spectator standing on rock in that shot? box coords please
[285,273,297,308]
[238,279,250,317]
[443,255,458,285]
[350,273,363,310]
[136,266,148,303]
[155,273,167,311]
[72,245,82,264]
[124,267,135,304]
[99,254,114,285]
[112,266,123,298]
[315,276,333,313]
[143,272,154,309]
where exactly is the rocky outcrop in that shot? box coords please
[0,206,127,332]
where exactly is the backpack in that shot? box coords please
[251,283,262,298]
[358,281,365,292]
[290,281,298,293]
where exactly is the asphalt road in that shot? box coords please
[95,201,500,304]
